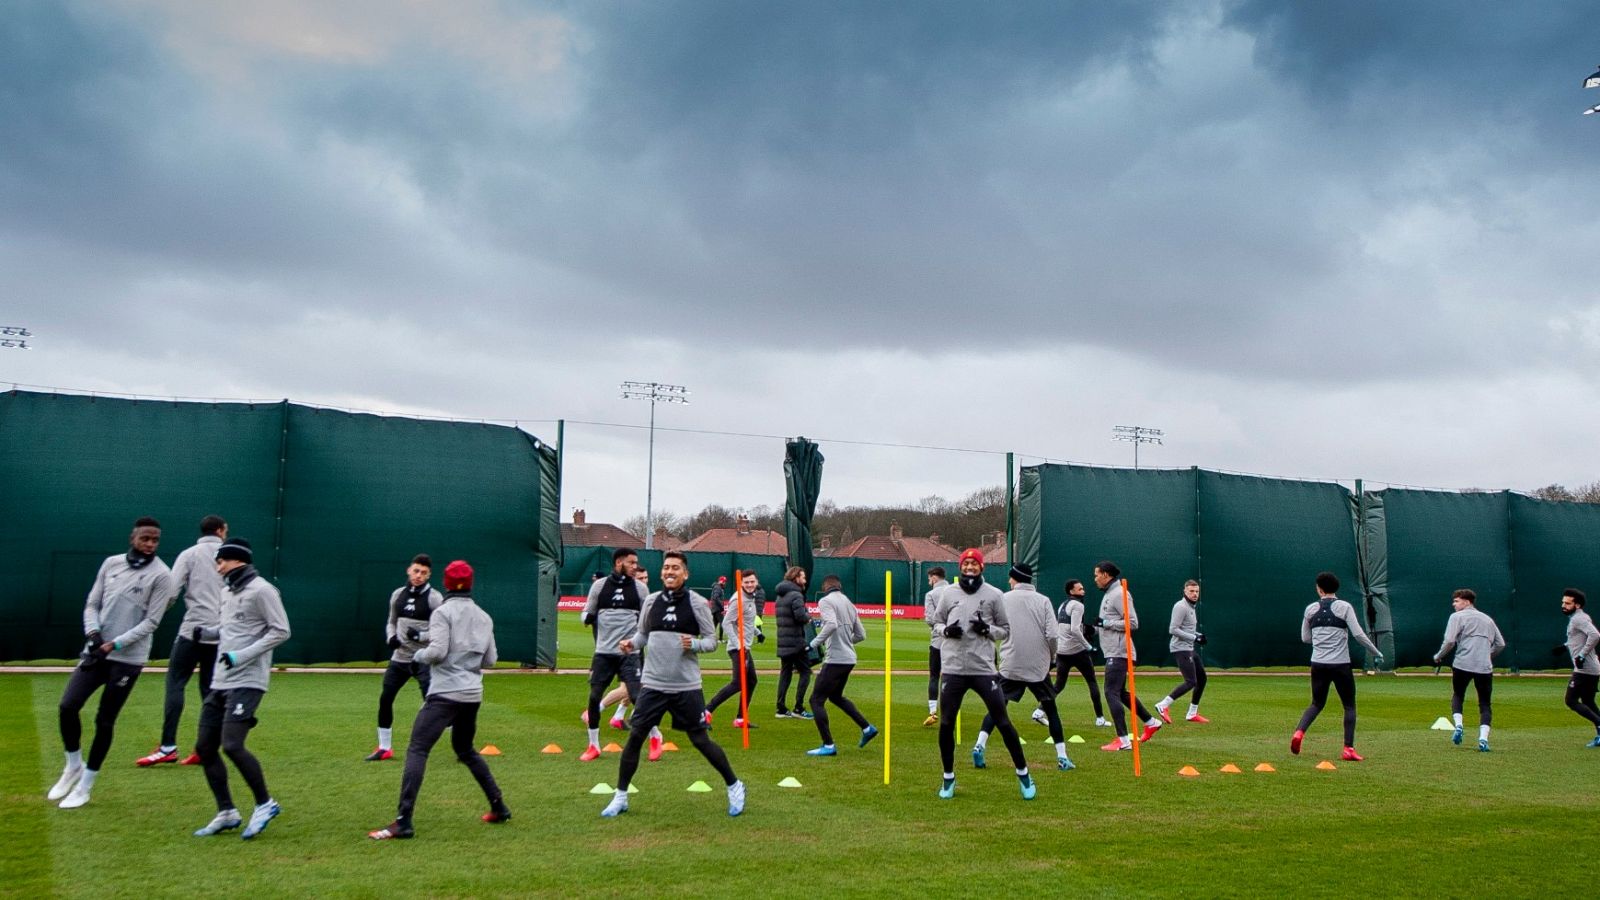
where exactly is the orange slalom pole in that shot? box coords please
[1121,578,1141,777]
[736,570,750,749]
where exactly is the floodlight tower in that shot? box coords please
[621,381,689,549]
[1112,425,1164,468]
[0,325,31,350]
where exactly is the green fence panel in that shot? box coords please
[1508,494,1600,671]
[1375,489,1513,668]
[1196,472,1364,668]
[0,392,285,661]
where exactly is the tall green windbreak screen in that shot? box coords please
[0,391,560,666]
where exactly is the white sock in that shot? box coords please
[1480,725,1491,741]
[1055,742,1066,756]
[1188,704,1200,717]
[929,700,938,714]
[614,788,628,801]
[1146,717,1162,728]
[1015,767,1029,777]
[160,744,177,754]
[1095,717,1108,726]
[1156,697,1171,712]
[973,731,989,750]
[377,727,393,751]
[611,704,626,720]
[1119,736,1133,748]
[65,750,82,769]
[1452,713,1463,728]
[650,726,663,741]
[943,772,955,781]
[78,769,99,791]
[587,728,600,747]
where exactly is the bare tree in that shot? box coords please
[1533,484,1578,502]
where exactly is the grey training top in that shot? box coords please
[630,590,717,692]
[1097,582,1139,661]
[1301,597,1380,665]
[210,574,291,693]
[415,594,498,703]
[1056,597,1092,656]
[82,554,174,666]
[171,536,225,645]
[924,579,949,647]
[930,582,1010,676]
[1169,599,1200,653]
[812,590,867,665]
[584,576,643,658]
[1567,610,1600,675]
[997,583,1057,682]
[387,585,444,663]
[1435,607,1505,674]
[721,589,763,653]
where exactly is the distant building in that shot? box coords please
[975,531,1009,564]
[561,508,645,549]
[680,514,789,556]
[818,522,959,563]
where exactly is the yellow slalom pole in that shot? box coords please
[1122,578,1141,777]
[735,570,749,750]
[883,569,892,785]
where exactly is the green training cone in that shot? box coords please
[687,780,714,793]
[589,783,613,794]
[1018,737,1028,745]
[627,784,639,794]
[1430,717,1454,731]
[777,777,803,788]
[1067,735,1085,744]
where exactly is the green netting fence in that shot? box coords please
[0,390,560,666]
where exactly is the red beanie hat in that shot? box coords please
[444,560,474,592]
[959,548,984,567]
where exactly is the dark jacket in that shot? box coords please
[774,580,811,656]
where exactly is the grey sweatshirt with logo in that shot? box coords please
[721,588,765,653]
[925,579,949,647]
[210,574,291,693]
[1435,607,1505,674]
[1300,597,1380,665]
[1055,596,1093,656]
[812,590,867,665]
[584,575,643,658]
[387,585,444,663]
[171,536,224,645]
[82,554,174,666]
[1169,599,1200,652]
[630,591,717,692]
[997,583,1056,682]
[1097,582,1139,661]
[930,582,1009,676]
[415,594,497,703]
[1566,610,1600,675]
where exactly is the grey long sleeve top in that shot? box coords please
[1055,597,1093,656]
[811,590,867,665]
[171,536,224,645]
[1434,607,1504,674]
[924,579,949,647]
[631,591,717,692]
[1097,582,1139,661]
[415,593,497,702]
[386,584,444,663]
[1300,597,1380,665]
[584,575,644,658]
[1566,610,1600,675]
[210,573,291,692]
[721,588,764,653]
[998,583,1056,682]
[930,582,1009,676]
[82,554,174,666]
[1169,599,1199,653]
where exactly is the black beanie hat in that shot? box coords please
[1009,563,1034,584]
[217,537,253,564]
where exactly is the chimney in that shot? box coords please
[820,534,833,550]
[736,514,751,535]
[889,522,903,542]
[573,508,587,527]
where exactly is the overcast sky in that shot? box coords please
[4,1,1599,526]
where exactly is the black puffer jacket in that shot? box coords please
[774,580,811,656]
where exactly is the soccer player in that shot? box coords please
[138,514,225,768]
[1559,588,1600,746]
[368,560,510,839]
[974,564,1073,772]
[1155,580,1209,725]
[705,571,764,727]
[773,567,815,719]
[1291,571,1382,762]
[1095,561,1161,751]
[192,538,291,839]
[366,554,443,761]
[1432,588,1504,751]
[593,565,659,729]
[923,566,950,726]
[601,551,746,818]
[581,548,658,762]
[804,576,877,756]
[929,548,1035,800]
[49,516,173,808]
[1038,579,1106,728]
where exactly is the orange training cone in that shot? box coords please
[1254,763,1276,773]
[1316,760,1337,771]
[602,742,623,753]
[662,742,680,752]
[1219,763,1242,774]
[480,745,502,756]
[541,743,563,754]
[1178,765,1200,777]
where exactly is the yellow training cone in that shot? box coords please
[1219,763,1242,774]
[589,782,613,794]
[1178,765,1200,777]
[1316,760,1337,770]
[778,776,803,788]
[1254,763,1276,773]
[686,781,713,793]
[1067,735,1085,744]
[480,745,502,756]
[540,743,563,754]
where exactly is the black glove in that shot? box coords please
[581,612,595,627]
[756,628,766,644]
[943,622,964,639]
[1092,617,1105,628]
[1195,633,1208,646]
[388,635,403,650]
[79,632,105,667]
[405,627,423,643]
[1579,655,1589,669]
[219,652,236,670]
[969,615,992,639]
[192,627,204,643]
